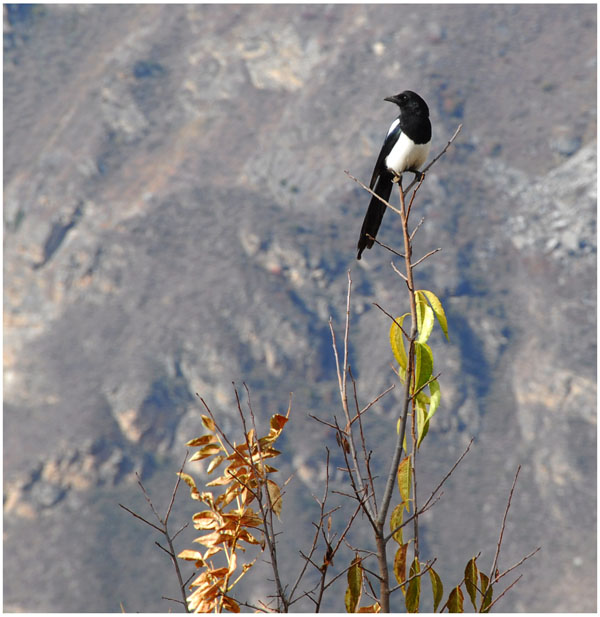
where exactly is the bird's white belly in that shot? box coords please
[385,132,430,175]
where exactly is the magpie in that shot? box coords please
[357,90,431,259]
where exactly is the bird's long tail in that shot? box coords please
[356,171,394,259]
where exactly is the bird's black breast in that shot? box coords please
[399,113,431,145]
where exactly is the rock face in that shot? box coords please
[4,4,596,612]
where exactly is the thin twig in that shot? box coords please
[288,450,331,604]
[390,260,409,283]
[412,247,442,269]
[355,383,395,422]
[485,575,524,612]
[349,365,378,514]
[368,235,405,259]
[405,173,426,220]
[489,466,521,580]
[165,451,189,526]
[420,439,473,512]
[410,372,442,400]
[345,171,403,217]
[409,217,425,242]
[240,383,289,612]
[373,302,409,340]
[493,546,541,587]
[120,457,192,613]
[118,503,163,533]
[386,437,473,543]
[401,123,463,195]
[389,558,437,594]
[162,595,187,607]
[329,273,377,524]
[155,541,174,557]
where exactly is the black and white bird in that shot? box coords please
[357,90,431,259]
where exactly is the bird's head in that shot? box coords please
[384,90,429,116]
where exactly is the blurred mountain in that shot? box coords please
[3,4,596,612]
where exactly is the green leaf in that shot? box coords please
[416,399,429,448]
[429,568,444,612]
[446,585,464,613]
[390,313,410,370]
[405,558,421,613]
[417,290,450,341]
[397,456,412,512]
[414,342,433,393]
[390,503,404,545]
[415,388,430,406]
[479,572,492,612]
[428,378,441,418]
[416,379,441,449]
[416,300,435,344]
[345,555,363,613]
[393,544,408,586]
[464,557,478,609]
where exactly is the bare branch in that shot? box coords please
[118,503,163,534]
[410,372,442,400]
[345,171,402,217]
[353,384,395,424]
[390,260,409,283]
[367,235,405,259]
[420,438,473,513]
[486,574,524,612]
[494,546,541,586]
[490,465,521,580]
[373,302,409,340]
[401,123,463,195]
[409,217,425,242]
[412,247,442,269]
[165,451,189,525]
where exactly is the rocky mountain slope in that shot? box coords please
[4,4,596,612]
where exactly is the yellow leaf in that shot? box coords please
[178,549,205,562]
[189,443,222,461]
[228,551,237,574]
[389,503,404,545]
[177,472,197,491]
[207,454,226,474]
[345,555,363,612]
[236,529,261,545]
[270,413,288,431]
[203,545,221,560]
[393,544,408,586]
[397,457,412,512]
[186,435,216,447]
[206,475,235,487]
[221,595,241,613]
[357,603,381,613]
[266,479,282,517]
[416,289,450,341]
[201,415,216,431]
[192,511,221,530]
[390,313,410,370]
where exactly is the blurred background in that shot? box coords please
[3,4,596,612]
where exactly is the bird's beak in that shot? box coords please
[384,95,400,104]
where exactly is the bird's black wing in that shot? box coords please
[369,118,402,188]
